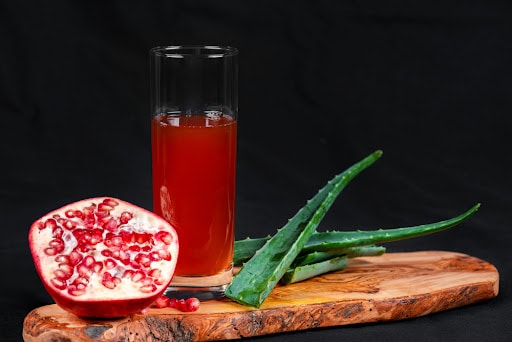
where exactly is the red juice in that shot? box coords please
[151,113,237,276]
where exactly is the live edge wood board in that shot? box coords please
[23,251,499,341]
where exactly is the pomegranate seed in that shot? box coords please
[92,261,103,273]
[119,211,133,224]
[54,255,70,264]
[58,263,74,277]
[119,230,134,243]
[45,218,57,230]
[36,221,45,230]
[157,249,172,261]
[123,270,134,280]
[139,284,157,293]
[48,239,65,254]
[50,278,67,290]
[183,298,200,312]
[101,249,113,257]
[155,231,173,245]
[103,218,119,232]
[119,212,131,223]
[102,279,117,289]
[52,226,64,238]
[83,255,96,267]
[103,198,119,207]
[104,258,117,269]
[44,247,57,256]
[135,233,152,244]
[53,269,71,280]
[134,253,152,267]
[65,210,75,218]
[73,276,89,286]
[141,246,152,252]
[128,245,141,252]
[111,236,123,247]
[68,285,86,296]
[148,269,161,278]
[154,296,170,308]
[77,264,93,277]
[98,203,114,213]
[132,270,146,282]
[90,229,104,245]
[69,251,83,265]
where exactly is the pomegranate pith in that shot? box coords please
[28,197,179,318]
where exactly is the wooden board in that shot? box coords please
[23,251,499,341]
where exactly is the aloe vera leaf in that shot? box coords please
[301,203,481,254]
[233,236,269,265]
[234,203,479,264]
[293,245,386,267]
[281,256,348,284]
[225,150,382,307]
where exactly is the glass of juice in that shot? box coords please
[149,46,238,299]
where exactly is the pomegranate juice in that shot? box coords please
[151,113,237,277]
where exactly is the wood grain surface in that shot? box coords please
[22,251,499,341]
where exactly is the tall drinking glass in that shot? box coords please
[149,46,238,299]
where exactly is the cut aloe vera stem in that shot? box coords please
[225,150,382,308]
[293,245,386,267]
[281,255,348,284]
[301,203,481,254]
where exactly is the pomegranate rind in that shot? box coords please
[28,197,179,318]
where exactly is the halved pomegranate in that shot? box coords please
[28,197,179,318]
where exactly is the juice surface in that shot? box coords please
[151,113,237,276]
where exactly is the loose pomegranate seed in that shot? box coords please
[183,298,200,312]
[153,296,170,308]
[152,296,200,312]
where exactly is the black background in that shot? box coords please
[1,1,511,341]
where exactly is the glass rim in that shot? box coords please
[150,45,238,59]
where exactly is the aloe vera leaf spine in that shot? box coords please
[225,150,382,307]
